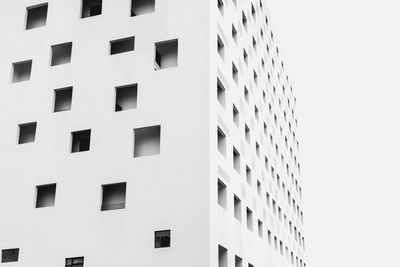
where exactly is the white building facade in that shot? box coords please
[0,0,305,267]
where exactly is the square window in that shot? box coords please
[131,0,155,16]
[26,3,48,30]
[217,78,226,108]
[51,42,72,66]
[233,147,240,173]
[12,60,32,83]
[115,84,138,111]
[81,0,102,18]
[65,257,84,267]
[110,37,135,55]
[234,195,241,221]
[235,255,243,267]
[217,35,224,58]
[18,122,37,144]
[217,127,226,156]
[101,182,126,211]
[232,105,239,126]
[1,249,19,263]
[217,179,227,208]
[232,24,237,42]
[246,208,253,231]
[155,230,170,248]
[218,245,228,267]
[71,129,91,153]
[154,39,178,70]
[54,87,73,112]
[36,183,56,208]
[232,63,238,83]
[133,125,161,157]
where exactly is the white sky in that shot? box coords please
[266,0,400,266]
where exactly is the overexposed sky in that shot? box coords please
[267,0,400,266]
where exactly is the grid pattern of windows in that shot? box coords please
[214,0,305,266]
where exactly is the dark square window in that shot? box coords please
[51,42,72,66]
[54,87,73,112]
[1,249,19,263]
[26,3,48,30]
[71,129,91,153]
[101,182,126,211]
[115,84,137,112]
[18,122,37,144]
[12,60,32,83]
[155,230,170,248]
[36,183,56,208]
[65,257,84,267]
[81,0,102,18]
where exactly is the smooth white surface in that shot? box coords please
[268,0,400,266]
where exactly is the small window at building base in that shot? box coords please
[1,249,19,263]
[101,182,127,211]
[65,256,84,267]
[81,0,102,18]
[12,60,32,83]
[26,3,48,30]
[36,183,56,208]
[131,0,155,16]
[115,84,137,112]
[71,129,91,153]
[134,125,161,157]
[18,122,37,144]
[154,39,178,70]
[155,230,170,248]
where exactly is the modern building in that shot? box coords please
[0,0,305,266]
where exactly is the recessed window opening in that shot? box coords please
[110,37,135,55]
[65,257,84,267]
[232,24,237,42]
[26,3,48,30]
[246,208,253,231]
[218,0,224,14]
[233,147,240,173]
[217,78,226,108]
[115,84,137,111]
[155,39,178,70]
[242,11,247,30]
[217,35,225,58]
[244,124,250,143]
[244,87,249,102]
[134,125,161,157]
[257,180,261,196]
[36,183,56,208]
[235,255,243,267]
[1,249,19,263]
[51,42,72,66]
[54,87,73,112]
[234,195,241,221]
[232,105,239,126]
[155,230,171,248]
[131,0,155,16]
[218,245,228,267]
[232,63,238,83]
[258,220,263,237]
[243,49,248,64]
[18,122,37,144]
[101,182,126,211]
[217,127,226,156]
[71,129,91,153]
[246,166,251,185]
[12,60,32,83]
[217,179,227,208]
[81,0,102,18]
